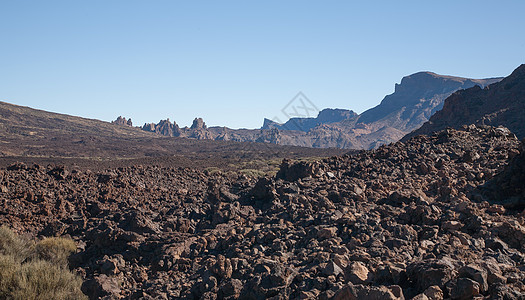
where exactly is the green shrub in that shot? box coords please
[239,169,266,177]
[204,167,221,175]
[0,227,87,299]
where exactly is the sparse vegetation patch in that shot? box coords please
[0,227,86,300]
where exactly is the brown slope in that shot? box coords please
[404,64,525,140]
[0,101,346,170]
[0,101,152,138]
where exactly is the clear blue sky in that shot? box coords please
[1,1,524,129]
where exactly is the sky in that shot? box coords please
[1,1,524,129]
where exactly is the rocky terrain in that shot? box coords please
[0,124,524,299]
[476,143,525,210]
[139,72,501,149]
[406,64,525,141]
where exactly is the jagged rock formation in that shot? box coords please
[1,125,524,299]
[189,118,213,140]
[190,117,206,130]
[405,64,525,141]
[141,118,214,140]
[111,116,133,127]
[142,118,181,137]
[141,71,502,149]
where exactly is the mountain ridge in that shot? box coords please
[261,108,359,132]
[404,64,525,141]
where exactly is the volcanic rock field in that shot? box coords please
[1,124,524,299]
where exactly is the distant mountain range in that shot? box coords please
[3,65,522,157]
[139,71,502,149]
[262,108,359,132]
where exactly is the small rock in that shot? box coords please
[458,264,488,292]
[411,294,429,300]
[81,274,121,299]
[317,227,337,239]
[423,285,443,300]
[407,258,458,291]
[442,221,463,231]
[462,150,480,162]
[211,255,233,279]
[323,261,344,277]
[486,204,506,214]
[449,278,480,300]
[346,261,370,284]
[218,278,243,298]
[249,177,277,201]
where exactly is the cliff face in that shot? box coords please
[404,64,525,141]
[358,72,502,132]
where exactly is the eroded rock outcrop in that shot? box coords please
[111,116,133,127]
[142,118,181,137]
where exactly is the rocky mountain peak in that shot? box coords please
[359,72,502,126]
[190,118,207,130]
[112,116,133,127]
[501,63,525,87]
[142,118,181,137]
[316,108,358,123]
[261,108,358,132]
[262,118,279,129]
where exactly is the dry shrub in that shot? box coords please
[13,259,86,300]
[0,254,18,299]
[0,227,87,300]
[0,227,31,262]
[34,237,77,266]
